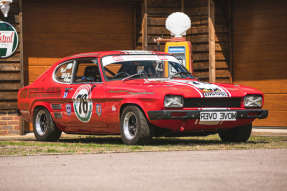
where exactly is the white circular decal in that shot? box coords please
[0,21,19,58]
[72,85,93,122]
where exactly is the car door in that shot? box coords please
[61,57,107,133]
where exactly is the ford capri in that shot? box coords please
[17,50,268,145]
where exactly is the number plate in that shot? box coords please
[200,111,237,121]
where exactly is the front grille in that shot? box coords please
[184,98,242,108]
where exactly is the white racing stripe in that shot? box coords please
[146,79,229,98]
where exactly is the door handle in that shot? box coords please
[65,87,73,91]
[91,84,96,91]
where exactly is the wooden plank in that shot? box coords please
[185,0,208,8]
[215,78,231,83]
[1,52,21,62]
[263,94,287,111]
[0,91,18,100]
[255,93,287,127]
[144,24,224,36]
[192,42,225,52]
[193,52,226,62]
[215,51,228,61]
[208,0,216,82]
[233,79,287,94]
[193,69,230,79]
[0,72,21,81]
[145,44,165,51]
[146,0,182,8]
[147,14,207,26]
[188,33,228,44]
[184,7,209,16]
[254,111,287,127]
[28,66,51,83]
[147,8,182,15]
[28,57,60,66]
[0,102,17,110]
[0,63,21,72]
[193,61,229,70]
[0,82,21,90]
[216,61,229,69]
[142,0,148,50]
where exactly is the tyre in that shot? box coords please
[33,107,62,141]
[218,123,252,142]
[120,106,152,145]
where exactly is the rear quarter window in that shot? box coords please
[54,61,74,83]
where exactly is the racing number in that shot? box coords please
[73,85,93,122]
[76,94,88,115]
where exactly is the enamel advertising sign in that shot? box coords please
[0,21,18,58]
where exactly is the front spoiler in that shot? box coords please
[148,109,268,120]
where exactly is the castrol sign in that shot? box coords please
[0,21,18,58]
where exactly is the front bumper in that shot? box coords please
[148,109,268,120]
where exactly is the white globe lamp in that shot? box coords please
[165,12,191,38]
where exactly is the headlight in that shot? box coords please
[164,95,183,108]
[244,95,262,108]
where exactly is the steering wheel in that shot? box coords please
[113,72,129,79]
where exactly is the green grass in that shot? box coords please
[0,134,287,156]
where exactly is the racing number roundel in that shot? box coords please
[72,85,93,122]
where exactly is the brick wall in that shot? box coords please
[0,111,21,135]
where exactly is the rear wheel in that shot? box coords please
[120,106,152,145]
[218,123,252,142]
[33,107,62,141]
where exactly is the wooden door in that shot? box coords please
[233,0,287,126]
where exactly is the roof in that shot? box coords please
[55,50,170,65]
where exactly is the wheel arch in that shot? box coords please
[120,103,150,122]
[30,102,51,121]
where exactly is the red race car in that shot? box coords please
[18,50,268,145]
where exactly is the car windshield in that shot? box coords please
[102,55,194,81]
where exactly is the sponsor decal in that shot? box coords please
[51,104,62,110]
[145,79,230,98]
[191,81,228,97]
[96,104,102,117]
[72,85,93,123]
[66,104,72,116]
[112,105,116,112]
[0,21,18,58]
[20,87,61,98]
[54,112,62,119]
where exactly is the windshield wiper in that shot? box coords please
[122,72,147,81]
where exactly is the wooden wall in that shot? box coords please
[136,0,232,82]
[0,0,22,111]
[186,0,231,82]
[23,0,136,84]
[233,0,287,127]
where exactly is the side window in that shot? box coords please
[73,58,101,83]
[54,61,74,83]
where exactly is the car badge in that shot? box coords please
[96,104,102,117]
[66,104,72,116]
[63,91,68,98]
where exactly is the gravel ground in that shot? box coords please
[0,149,287,191]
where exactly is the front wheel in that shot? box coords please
[120,106,152,145]
[33,107,62,141]
[218,123,252,142]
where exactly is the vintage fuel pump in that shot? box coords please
[154,12,193,74]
